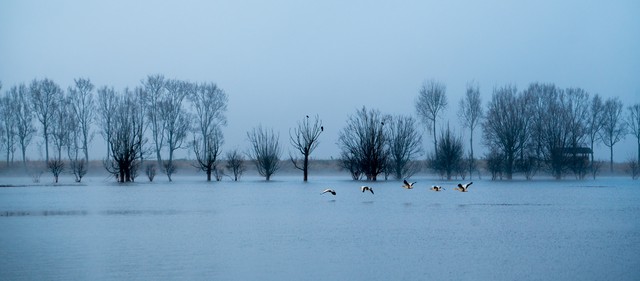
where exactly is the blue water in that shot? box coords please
[1,176,639,280]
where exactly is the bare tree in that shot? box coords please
[458,81,483,179]
[161,79,191,181]
[429,124,463,180]
[142,74,167,167]
[338,107,390,181]
[0,92,17,165]
[192,127,224,182]
[225,148,246,181]
[627,103,640,165]
[96,86,117,159]
[64,92,87,183]
[47,158,64,183]
[387,114,422,179]
[98,87,145,182]
[289,114,323,181]
[190,82,228,181]
[8,84,36,165]
[247,126,282,181]
[67,78,95,163]
[416,79,447,155]
[30,78,63,162]
[47,96,71,183]
[600,97,627,173]
[586,94,605,178]
[482,85,529,179]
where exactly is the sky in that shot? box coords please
[1,0,639,162]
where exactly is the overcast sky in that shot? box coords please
[1,0,639,161]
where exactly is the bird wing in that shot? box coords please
[369,189,374,194]
[403,179,409,186]
[466,182,473,188]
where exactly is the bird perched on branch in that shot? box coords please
[361,186,374,194]
[454,182,473,192]
[402,180,416,189]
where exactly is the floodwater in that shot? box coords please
[1,176,639,280]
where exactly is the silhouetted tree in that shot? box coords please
[30,78,63,162]
[289,114,323,181]
[192,127,223,182]
[98,87,145,182]
[338,107,390,181]
[248,126,281,181]
[627,103,640,165]
[8,84,36,165]
[190,82,228,181]
[485,149,504,180]
[483,85,529,179]
[416,80,447,156]
[142,74,167,167]
[0,91,17,164]
[458,81,483,179]
[225,148,246,181]
[67,78,95,163]
[429,125,463,180]
[387,115,422,179]
[161,79,191,181]
[601,97,627,173]
[586,94,605,178]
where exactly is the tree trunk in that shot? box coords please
[303,154,309,181]
[206,169,212,182]
[469,130,474,180]
[610,145,614,173]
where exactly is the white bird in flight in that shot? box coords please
[431,185,445,191]
[321,189,336,195]
[454,182,473,192]
[361,186,374,194]
[402,180,416,189]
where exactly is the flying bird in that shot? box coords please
[402,180,416,189]
[431,185,445,191]
[361,186,374,194]
[454,182,473,192]
[321,189,336,195]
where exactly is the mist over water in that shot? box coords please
[1,176,639,280]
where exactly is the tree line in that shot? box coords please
[0,77,639,183]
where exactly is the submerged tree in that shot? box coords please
[289,114,323,181]
[338,107,390,181]
[586,94,605,178]
[416,79,447,156]
[429,125,463,180]
[190,82,228,181]
[142,74,167,168]
[161,79,191,181]
[627,103,640,165]
[248,126,282,181]
[9,84,36,165]
[98,88,145,182]
[0,92,17,165]
[483,85,529,180]
[387,115,422,179]
[601,97,627,173]
[225,148,246,181]
[67,78,95,163]
[458,81,483,179]
[30,78,63,162]
[192,127,224,182]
